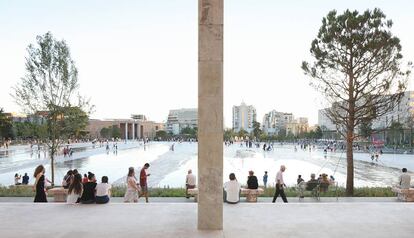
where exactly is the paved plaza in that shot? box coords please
[0,202,412,238]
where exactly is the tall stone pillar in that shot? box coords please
[198,0,223,230]
[125,122,128,141]
[132,123,135,141]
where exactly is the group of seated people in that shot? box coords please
[14,173,29,185]
[62,169,112,204]
[297,173,333,198]
[223,170,259,204]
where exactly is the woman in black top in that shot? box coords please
[247,170,259,189]
[80,172,97,204]
[34,165,47,202]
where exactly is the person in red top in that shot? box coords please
[139,163,150,203]
[82,174,88,184]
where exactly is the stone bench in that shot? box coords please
[392,187,414,202]
[48,187,68,202]
[187,188,198,202]
[240,188,264,202]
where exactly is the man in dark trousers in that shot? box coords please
[272,165,288,203]
[140,163,151,203]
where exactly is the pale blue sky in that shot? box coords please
[1,0,413,126]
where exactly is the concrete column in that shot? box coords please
[198,0,223,230]
[125,122,128,141]
[132,123,135,141]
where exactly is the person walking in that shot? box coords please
[185,169,196,198]
[272,165,288,203]
[139,163,151,203]
[33,165,47,203]
[124,167,139,203]
[263,171,268,188]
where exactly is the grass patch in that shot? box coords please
[0,185,395,197]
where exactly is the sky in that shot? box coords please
[0,0,413,127]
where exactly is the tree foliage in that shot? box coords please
[0,108,13,140]
[302,9,411,195]
[180,127,197,138]
[251,121,262,139]
[100,125,121,139]
[12,32,92,184]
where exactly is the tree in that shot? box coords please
[111,125,121,139]
[277,128,286,140]
[100,127,111,139]
[237,129,248,140]
[61,107,89,138]
[12,32,92,185]
[252,121,262,139]
[388,121,404,146]
[302,9,411,195]
[314,126,323,139]
[181,127,197,138]
[0,108,13,141]
[359,120,373,140]
[155,130,168,140]
[223,129,235,141]
[406,114,414,152]
[100,125,121,139]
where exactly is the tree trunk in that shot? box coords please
[411,127,413,153]
[346,130,354,196]
[50,151,55,186]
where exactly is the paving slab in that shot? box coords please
[0,202,413,238]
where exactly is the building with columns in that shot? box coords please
[86,116,163,140]
[232,102,256,133]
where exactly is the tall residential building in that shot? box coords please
[166,108,198,135]
[318,108,337,131]
[262,110,294,135]
[372,91,414,129]
[232,102,257,133]
[318,90,414,131]
[286,117,309,136]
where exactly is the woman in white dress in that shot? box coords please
[124,167,140,203]
[67,174,83,204]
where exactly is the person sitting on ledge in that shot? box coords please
[399,168,411,189]
[22,173,29,185]
[80,172,97,204]
[224,173,241,204]
[96,176,111,204]
[62,170,73,189]
[306,173,318,191]
[320,174,330,192]
[297,175,304,185]
[67,174,83,204]
[247,170,258,189]
[185,169,196,199]
[14,173,21,185]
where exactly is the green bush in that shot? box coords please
[0,185,395,197]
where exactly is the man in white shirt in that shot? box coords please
[224,173,241,204]
[399,168,411,189]
[186,169,196,198]
[272,165,288,203]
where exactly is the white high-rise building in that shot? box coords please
[372,91,414,129]
[166,108,198,135]
[318,90,414,131]
[232,102,256,133]
[262,110,294,135]
[318,108,337,131]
